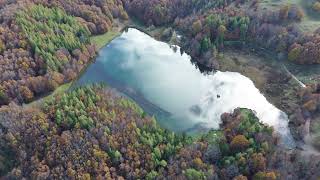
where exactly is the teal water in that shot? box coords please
[75,28,294,145]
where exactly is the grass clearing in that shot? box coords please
[259,0,320,32]
[90,30,121,50]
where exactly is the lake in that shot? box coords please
[75,28,294,146]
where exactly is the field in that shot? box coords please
[260,0,320,32]
[90,30,121,50]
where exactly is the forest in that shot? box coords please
[0,0,128,106]
[0,0,320,179]
[123,0,311,65]
[2,84,318,179]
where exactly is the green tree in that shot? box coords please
[184,168,205,180]
[201,37,212,53]
[217,25,226,45]
[146,170,158,180]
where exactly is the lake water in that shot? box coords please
[75,28,294,145]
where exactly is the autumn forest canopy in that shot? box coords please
[0,0,320,179]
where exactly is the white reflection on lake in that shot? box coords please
[76,28,294,146]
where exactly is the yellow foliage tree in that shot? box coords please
[253,171,277,180]
[192,20,202,34]
[288,46,302,61]
[230,135,250,151]
[313,2,320,13]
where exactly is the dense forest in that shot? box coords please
[0,0,320,179]
[1,84,319,179]
[123,0,312,65]
[0,0,128,106]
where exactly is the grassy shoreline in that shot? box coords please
[90,30,121,50]
[26,82,72,108]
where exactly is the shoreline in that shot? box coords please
[23,19,318,152]
[128,25,318,150]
